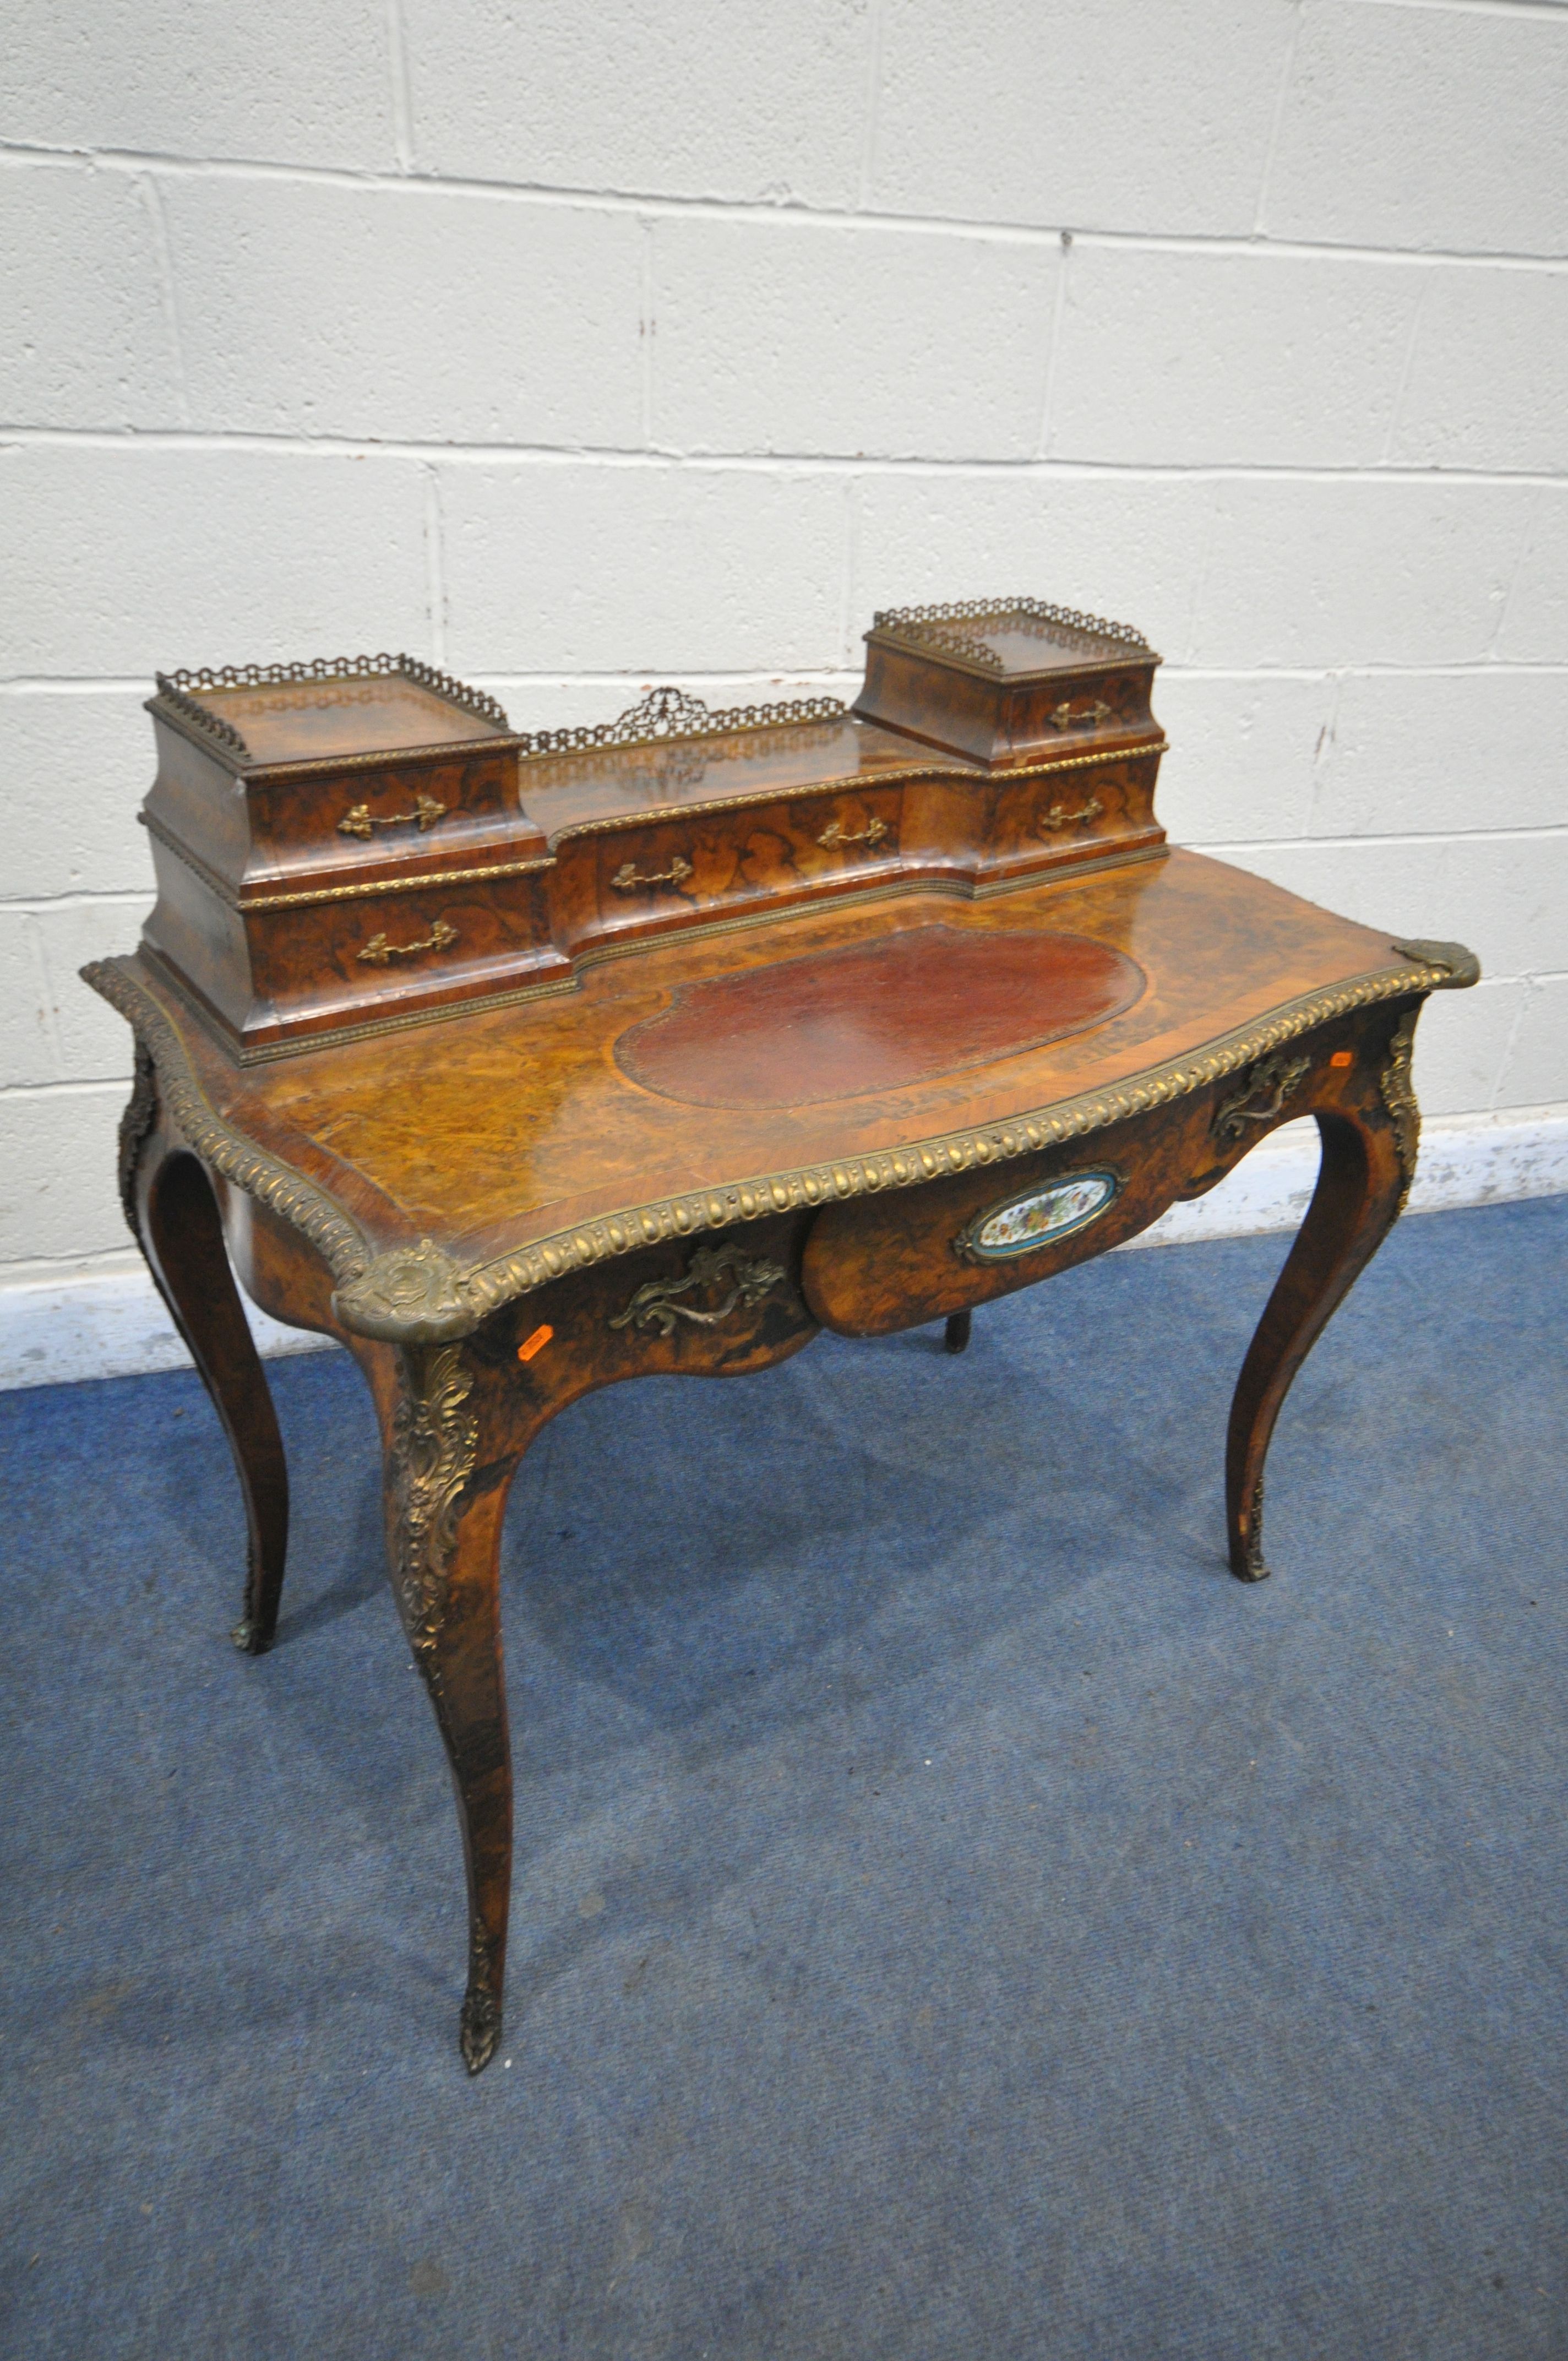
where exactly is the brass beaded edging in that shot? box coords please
[242,852,555,912]
[80,958,372,1283]
[139,809,554,913]
[442,958,1458,1333]
[83,944,1474,1347]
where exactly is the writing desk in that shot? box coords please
[85,606,1477,2071]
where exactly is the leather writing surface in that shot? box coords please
[614,923,1145,1109]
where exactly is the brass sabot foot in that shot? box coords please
[459,1987,503,2076]
[230,1615,270,1655]
[1231,1477,1272,1583]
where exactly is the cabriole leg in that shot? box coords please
[380,1340,519,2075]
[121,1043,290,1652]
[1225,1016,1418,1581]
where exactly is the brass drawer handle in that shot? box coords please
[357,917,459,966]
[608,1241,785,1337]
[1048,698,1112,731]
[1037,795,1104,835]
[611,855,693,894]
[339,793,448,839]
[818,816,892,850]
[1213,1053,1310,1143]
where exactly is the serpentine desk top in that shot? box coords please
[90,848,1452,1348]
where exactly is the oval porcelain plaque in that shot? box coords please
[956,1168,1121,1263]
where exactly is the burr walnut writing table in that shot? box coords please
[85,602,1478,2073]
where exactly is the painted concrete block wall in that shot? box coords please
[3,0,1565,1311]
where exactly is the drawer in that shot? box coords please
[247,744,527,881]
[801,1095,1231,1336]
[243,866,564,1048]
[555,784,908,956]
[143,834,563,1058]
[984,747,1164,878]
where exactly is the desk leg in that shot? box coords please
[375,1340,517,2076]
[944,1310,973,1354]
[1226,1079,1409,1583]
[121,1044,290,1653]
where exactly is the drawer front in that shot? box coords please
[562,785,907,953]
[240,864,562,1048]
[802,1096,1221,1336]
[986,748,1163,875]
[1003,663,1157,757]
[248,746,523,874]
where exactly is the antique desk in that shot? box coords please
[85,600,1477,2074]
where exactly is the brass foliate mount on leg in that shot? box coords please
[390,1344,480,1684]
[116,1040,159,1238]
[1379,1014,1421,1215]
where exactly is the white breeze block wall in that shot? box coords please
[2,0,1565,1331]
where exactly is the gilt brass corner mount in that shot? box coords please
[334,1237,477,1343]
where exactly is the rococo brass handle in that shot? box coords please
[1036,795,1104,835]
[608,1241,786,1337]
[817,816,892,851]
[611,855,694,894]
[339,792,448,839]
[357,917,460,966]
[1213,1053,1310,1144]
[1048,698,1112,731]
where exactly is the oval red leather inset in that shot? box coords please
[614,923,1145,1109]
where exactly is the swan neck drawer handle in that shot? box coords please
[611,855,694,894]
[817,817,892,850]
[357,918,460,966]
[1036,795,1104,835]
[339,793,448,839]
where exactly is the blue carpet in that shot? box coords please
[2,1196,1566,2360]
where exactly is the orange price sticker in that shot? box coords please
[516,1323,554,1364]
[1330,1050,1353,1068]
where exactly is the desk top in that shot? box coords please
[90,848,1469,1344]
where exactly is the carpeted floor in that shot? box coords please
[2,1195,1565,2360]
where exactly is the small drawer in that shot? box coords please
[986,748,1164,877]
[144,835,563,1058]
[247,866,562,1040]
[249,744,525,877]
[557,785,907,955]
